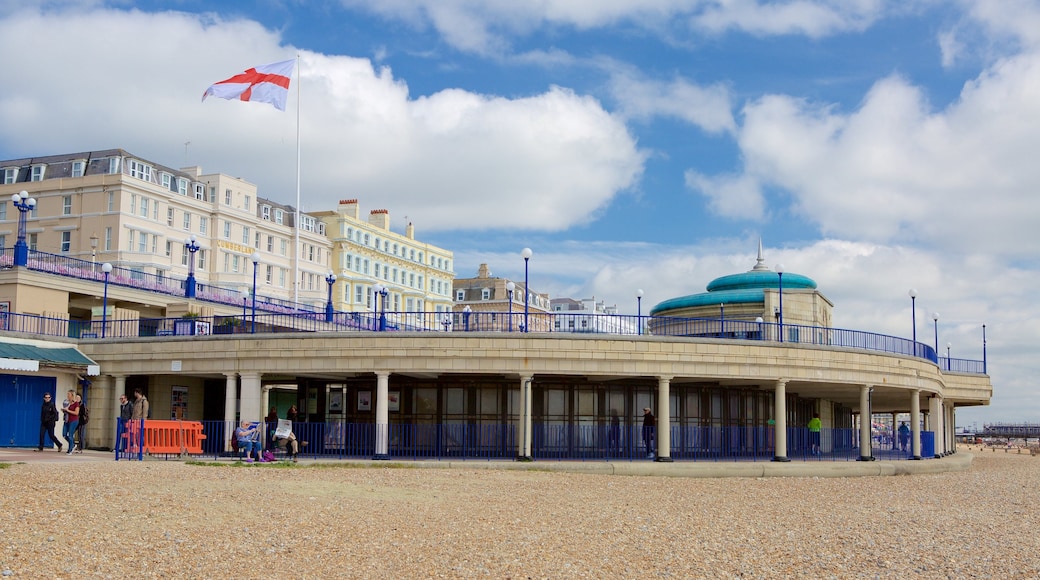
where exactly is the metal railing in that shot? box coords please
[117,420,927,462]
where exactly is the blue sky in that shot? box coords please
[1,0,1037,425]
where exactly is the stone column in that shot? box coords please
[110,375,125,450]
[859,385,874,461]
[373,372,390,460]
[772,379,790,462]
[516,375,533,460]
[224,373,237,452]
[239,372,262,422]
[656,376,673,462]
[890,411,898,450]
[931,394,948,459]
[910,389,922,460]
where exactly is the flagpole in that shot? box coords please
[294,53,301,306]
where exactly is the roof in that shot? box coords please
[0,339,99,375]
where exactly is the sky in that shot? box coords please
[0,0,1036,425]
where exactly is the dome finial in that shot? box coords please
[751,237,769,271]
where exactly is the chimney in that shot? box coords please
[339,199,359,219]
[369,209,390,230]
[405,222,414,239]
[478,263,491,278]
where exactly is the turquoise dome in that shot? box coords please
[650,266,816,316]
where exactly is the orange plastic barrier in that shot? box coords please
[140,420,207,455]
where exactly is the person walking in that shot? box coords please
[37,393,61,452]
[64,394,81,454]
[808,413,822,456]
[74,393,88,453]
[897,421,911,452]
[642,407,656,459]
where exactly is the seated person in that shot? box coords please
[274,428,304,462]
[234,420,262,462]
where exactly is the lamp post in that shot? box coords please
[463,305,471,331]
[240,288,249,324]
[325,272,337,323]
[755,316,764,340]
[521,248,532,333]
[89,233,98,273]
[372,284,383,331]
[982,324,987,374]
[184,235,200,298]
[932,312,939,359]
[11,191,36,267]
[506,281,515,332]
[719,302,725,338]
[775,264,784,343]
[636,289,644,335]
[250,252,260,334]
[377,284,389,331]
[908,288,919,359]
[946,342,952,370]
[101,262,112,338]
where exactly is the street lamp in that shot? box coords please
[240,287,249,324]
[251,252,261,334]
[636,289,644,335]
[375,284,389,331]
[982,324,987,375]
[946,342,952,370]
[11,191,36,267]
[776,264,784,343]
[325,272,337,323]
[506,281,515,332]
[908,289,917,353]
[932,312,939,359]
[184,235,200,298]
[521,248,532,333]
[719,302,725,338]
[463,305,472,331]
[101,262,112,338]
[89,233,99,268]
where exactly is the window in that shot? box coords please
[2,168,15,184]
[128,160,151,181]
[139,197,149,218]
[223,221,231,239]
[138,232,147,253]
[129,195,136,214]
[254,231,260,248]
[481,289,491,300]
[167,208,174,226]
[28,233,37,251]
[243,196,250,211]
[456,290,465,301]
[274,209,283,224]
[232,255,240,273]
[261,205,270,220]
[177,178,188,196]
[107,191,115,212]
[152,235,157,254]
[161,173,171,190]
[127,230,135,251]
[356,285,364,304]
[199,216,208,235]
[300,215,315,232]
[183,212,191,231]
[60,231,71,253]
[71,161,85,178]
[278,269,285,288]
[224,189,232,205]
[308,245,315,261]
[266,265,273,284]
[194,184,205,200]
[104,227,112,251]
[318,222,325,236]
[62,196,72,216]
[0,202,6,220]
[280,239,287,255]
[198,250,206,270]
[165,240,172,257]
[242,226,250,245]
[30,165,46,181]
[181,245,190,266]
[266,235,273,252]
[108,157,121,174]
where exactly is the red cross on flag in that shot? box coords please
[202,59,295,111]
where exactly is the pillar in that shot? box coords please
[929,395,943,457]
[516,375,533,460]
[239,372,262,422]
[890,411,898,450]
[262,385,272,419]
[224,373,237,452]
[859,386,874,461]
[373,372,390,460]
[655,376,673,462]
[772,379,790,462]
[910,389,922,460]
[109,375,125,450]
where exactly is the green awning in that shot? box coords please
[0,339,99,375]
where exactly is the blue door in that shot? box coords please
[0,374,57,447]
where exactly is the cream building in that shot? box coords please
[452,263,551,332]
[314,199,455,328]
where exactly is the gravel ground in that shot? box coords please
[1,451,1038,579]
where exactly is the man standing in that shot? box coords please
[808,413,823,456]
[128,388,149,452]
[642,407,656,459]
[116,393,134,453]
[36,393,61,452]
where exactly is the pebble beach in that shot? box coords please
[1,450,1038,578]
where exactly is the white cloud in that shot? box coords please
[0,7,645,233]
[337,0,895,55]
[607,68,736,134]
[684,171,766,219]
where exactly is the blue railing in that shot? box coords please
[0,248,986,373]
[113,420,926,462]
